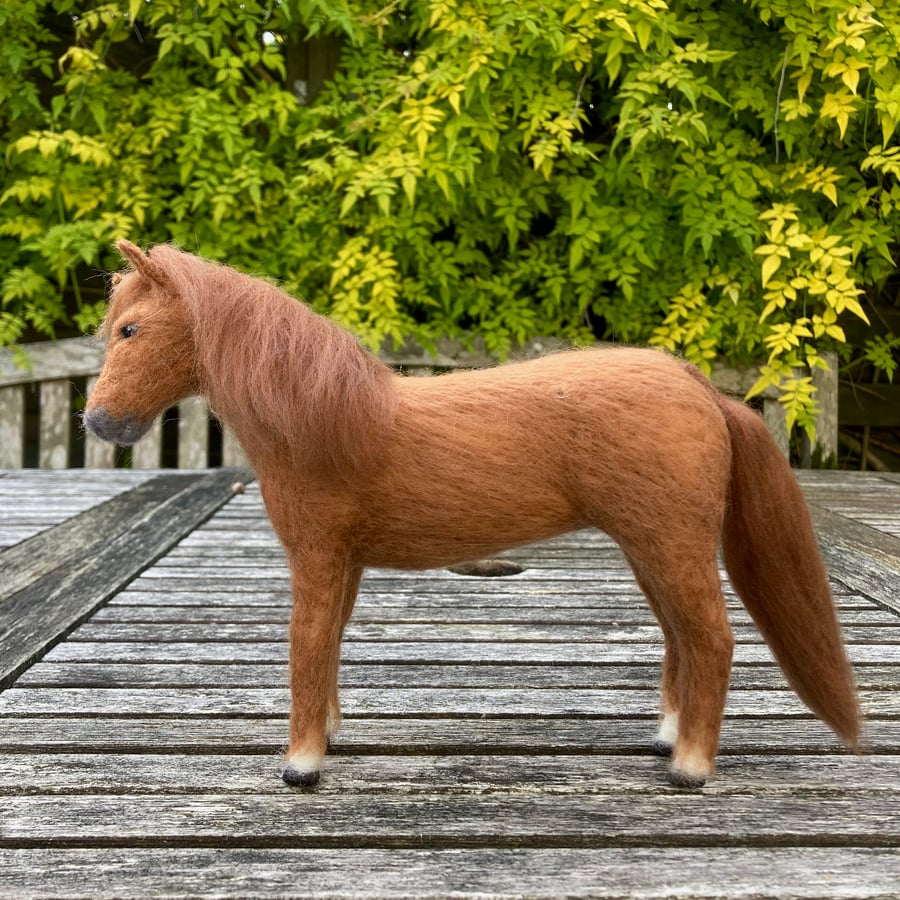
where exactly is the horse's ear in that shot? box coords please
[116,240,174,289]
[116,240,151,271]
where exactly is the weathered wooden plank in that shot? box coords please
[120,567,892,604]
[83,376,117,468]
[0,661,742,690]
[1,685,895,718]
[131,418,163,468]
[808,481,900,504]
[38,639,900,666]
[64,601,691,627]
[178,396,209,469]
[38,379,70,469]
[800,473,900,542]
[221,424,249,467]
[128,565,651,582]
[811,351,839,460]
[0,469,252,690]
[100,589,882,617]
[5,661,660,690]
[3,792,899,847]
[106,577,642,598]
[810,503,900,616]
[105,561,874,592]
[0,473,203,597]
[0,469,157,548]
[0,467,150,492]
[2,847,898,899]
[14,660,900,691]
[0,336,104,387]
[0,384,25,468]
[0,685,656,716]
[3,715,894,755]
[58,620,900,644]
[84,602,897,629]
[133,559,691,583]
[1,753,898,797]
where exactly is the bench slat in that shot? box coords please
[83,376,117,468]
[178,397,209,469]
[38,379,70,469]
[0,384,25,468]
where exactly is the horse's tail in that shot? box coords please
[713,389,861,749]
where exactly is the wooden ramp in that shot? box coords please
[1,469,899,897]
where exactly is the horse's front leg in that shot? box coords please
[281,551,355,788]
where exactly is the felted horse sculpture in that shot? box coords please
[85,241,861,789]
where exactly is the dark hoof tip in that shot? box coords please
[651,739,673,757]
[282,766,320,788]
[666,769,706,790]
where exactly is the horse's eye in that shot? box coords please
[120,324,138,339]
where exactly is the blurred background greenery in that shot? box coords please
[1,0,898,452]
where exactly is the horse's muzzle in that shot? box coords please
[83,406,151,446]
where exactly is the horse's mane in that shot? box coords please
[123,245,399,474]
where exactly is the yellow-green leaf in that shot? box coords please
[760,253,782,287]
[402,171,416,206]
[745,372,775,401]
[635,20,653,52]
[37,136,59,157]
[796,67,813,104]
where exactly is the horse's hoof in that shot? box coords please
[666,768,706,790]
[282,765,321,787]
[651,739,673,757]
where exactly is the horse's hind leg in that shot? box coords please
[627,562,680,754]
[627,549,733,788]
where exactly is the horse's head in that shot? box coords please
[84,240,199,446]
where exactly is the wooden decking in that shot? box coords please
[1,468,899,898]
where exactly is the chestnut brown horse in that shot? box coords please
[85,241,860,789]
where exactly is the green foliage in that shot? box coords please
[863,332,900,382]
[1,0,899,430]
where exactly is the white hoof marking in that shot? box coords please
[673,746,713,782]
[656,711,679,747]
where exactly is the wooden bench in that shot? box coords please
[0,336,839,468]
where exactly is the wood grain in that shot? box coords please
[1,847,897,899]
[0,385,24,468]
[810,504,900,616]
[37,379,70,470]
[0,469,252,690]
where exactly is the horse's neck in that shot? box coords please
[191,268,398,475]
